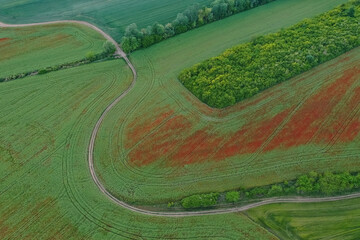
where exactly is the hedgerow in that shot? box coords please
[180,171,360,209]
[0,41,116,82]
[178,1,360,108]
[121,0,276,53]
[181,193,219,209]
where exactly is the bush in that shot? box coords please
[86,51,96,62]
[348,6,356,17]
[267,185,283,196]
[296,171,319,194]
[225,191,240,203]
[181,193,219,209]
[38,69,50,75]
[103,41,116,55]
[247,186,269,198]
[121,36,140,53]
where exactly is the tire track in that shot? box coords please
[2,20,360,218]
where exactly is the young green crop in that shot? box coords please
[0,23,106,78]
[0,48,275,240]
[1,0,358,238]
[247,198,360,239]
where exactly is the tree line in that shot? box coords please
[179,1,360,108]
[246,171,360,198]
[121,0,276,53]
[179,170,360,209]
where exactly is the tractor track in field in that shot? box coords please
[2,20,360,218]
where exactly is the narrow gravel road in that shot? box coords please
[1,20,360,218]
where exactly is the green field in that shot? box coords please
[1,0,360,238]
[0,26,276,239]
[0,23,106,78]
[93,0,358,205]
[0,0,213,41]
[247,198,360,239]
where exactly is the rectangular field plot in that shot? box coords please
[0,23,106,78]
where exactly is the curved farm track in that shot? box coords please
[1,20,360,217]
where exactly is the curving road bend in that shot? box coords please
[1,20,360,217]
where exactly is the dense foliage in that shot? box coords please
[180,171,360,208]
[181,193,219,209]
[246,171,360,198]
[225,191,240,203]
[179,1,360,108]
[121,0,276,53]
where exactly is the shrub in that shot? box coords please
[181,193,219,209]
[38,68,50,75]
[103,41,116,55]
[348,6,356,16]
[267,185,283,196]
[86,51,96,62]
[225,191,240,203]
[247,186,268,198]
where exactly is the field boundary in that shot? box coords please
[2,20,360,218]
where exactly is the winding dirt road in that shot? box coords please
[2,20,360,217]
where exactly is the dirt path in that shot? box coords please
[2,20,360,217]
[0,20,127,58]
